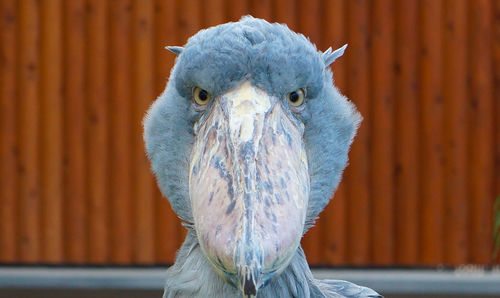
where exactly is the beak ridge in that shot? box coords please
[189,81,309,295]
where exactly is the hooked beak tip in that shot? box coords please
[241,269,259,297]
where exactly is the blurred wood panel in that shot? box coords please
[419,0,444,265]
[40,0,63,263]
[86,0,109,264]
[203,0,224,27]
[178,0,202,41]
[63,0,87,263]
[250,0,272,21]
[468,0,494,264]
[227,0,247,22]
[0,0,18,262]
[0,0,498,266]
[394,0,419,265]
[443,0,468,265]
[132,0,155,264]
[370,0,395,265]
[345,0,371,265]
[18,0,41,263]
[273,0,295,30]
[297,0,320,45]
[320,0,347,266]
[494,0,500,218]
[109,0,132,264]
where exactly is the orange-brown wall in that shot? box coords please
[0,0,499,267]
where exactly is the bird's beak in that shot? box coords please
[189,81,309,297]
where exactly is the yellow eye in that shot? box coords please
[286,88,305,107]
[193,87,211,105]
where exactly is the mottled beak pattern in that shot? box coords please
[189,81,310,296]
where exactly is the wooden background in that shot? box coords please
[0,0,499,267]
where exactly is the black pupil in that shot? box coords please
[289,91,299,103]
[198,89,208,101]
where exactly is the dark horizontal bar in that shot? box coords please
[0,267,499,295]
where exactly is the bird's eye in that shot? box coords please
[193,87,211,105]
[286,88,305,107]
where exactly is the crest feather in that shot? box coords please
[323,44,347,66]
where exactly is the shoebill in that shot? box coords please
[144,16,381,298]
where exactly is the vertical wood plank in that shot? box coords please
[320,0,347,266]
[178,0,202,44]
[371,0,395,265]
[302,222,321,265]
[394,0,419,265]
[443,0,468,265]
[321,183,347,265]
[297,0,320,44]
[86,0,109,264]
[493,0,500,224]
[250,0,272,21]
[345,0,371,265]
[133,0,155,264]
[325,0,347,119]
[63,0,87,263]
[18,0,41,263]
[154,0,177,98]
[40,0,63,263]
[419,0,444,265]
[204,0,225,27]
[227,0,249,22]
[273,0,296,31]
[109,0,132,264]
[468,0,494,264]
[0,0,18,263]
[154,0,181,264]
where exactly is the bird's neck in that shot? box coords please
[163,230,322,298]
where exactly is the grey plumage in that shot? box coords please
[144,16,381,297]
[163,232,380,298]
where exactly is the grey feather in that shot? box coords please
[165,46,184,55]
[164,232,380,298]
[316,280,382,298]
[323,44,348,67]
